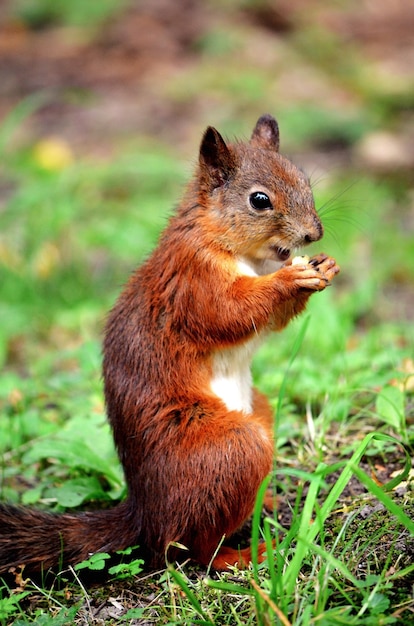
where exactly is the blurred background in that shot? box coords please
[0,0,413,371]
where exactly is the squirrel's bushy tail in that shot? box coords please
[0,500,137,574]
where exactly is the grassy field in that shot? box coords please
[0,1,414,624]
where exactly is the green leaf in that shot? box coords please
[376,385,404,430]
[0,591,30,620]
[22,437,121,486]
[108,558,144,579]
[74,552,111,571]
[120,608,146,620]
[44,476,106,507]
[21,485,44,505]
[368,592,390,615]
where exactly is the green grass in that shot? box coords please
[1,2,414,623]
[1,121,414,624]
[11,0,127,30]
[0,124,412,623]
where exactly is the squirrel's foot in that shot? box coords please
[263,488,280,513]
[210,542,272,571]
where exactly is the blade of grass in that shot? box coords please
[251,474,271,583]
[205,578,254,596]
[167,566,213,625]
[275,315,310,424]
[250,578,292,626]
[283,470,325,598]
[263,516,280,602]
[350,464,414,534]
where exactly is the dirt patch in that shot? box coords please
[0,0,212,152]
[0,0,413,155]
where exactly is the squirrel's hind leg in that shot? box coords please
[139,396,274,570]
[172,398,274,570]
[207,390,276,570]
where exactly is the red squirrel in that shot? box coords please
[0,114,339,574]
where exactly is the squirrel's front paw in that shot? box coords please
[286,253,340,291]
[309,253,340,285]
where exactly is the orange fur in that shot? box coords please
[0,114,339,574]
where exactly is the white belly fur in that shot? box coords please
[209,255,275,413]
[236,255,283,278]
[210,334,263,413]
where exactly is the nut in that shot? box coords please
[291,255,310,266]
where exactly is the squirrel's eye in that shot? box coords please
[249,191,273,211]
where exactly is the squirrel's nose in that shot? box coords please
[303,218,323,243]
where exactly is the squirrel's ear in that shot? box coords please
[199,126,236,188]
[250,114,280,152]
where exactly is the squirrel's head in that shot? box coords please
[197,114,323,264]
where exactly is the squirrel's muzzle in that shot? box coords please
[303,215,323,244]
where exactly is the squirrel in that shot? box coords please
[0,114,339,574]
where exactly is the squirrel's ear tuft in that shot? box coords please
[199,126,236,188]
[251,114,280,152]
